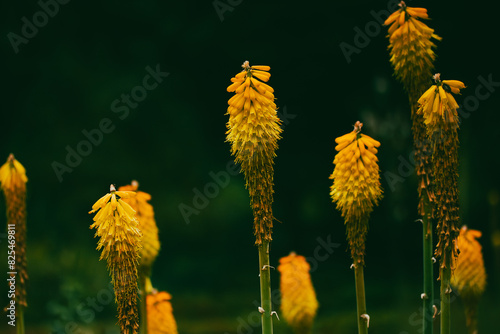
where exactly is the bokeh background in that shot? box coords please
[1,0,499,333]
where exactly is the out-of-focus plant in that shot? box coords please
[278,252,318,334]
[451,226,487,334]
[0,154,28,334]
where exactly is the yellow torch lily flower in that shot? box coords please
[147,290,178,334]
[417,74,465,131]
[226,60,282,244]
[451,226,486,334]
[330,121,383,265]
[89,185,142,334]
[384,1,441,97]
[0,154,29,308]
[278,252,318,334]
[451,226,487,298]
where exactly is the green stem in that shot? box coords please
[354,265,368,334]
[258,241,273,334]
[17,305,24,334]
[440,264,451,334]
[139,274,148,334]
[422,200,434,334]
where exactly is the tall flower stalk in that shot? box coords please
[0,154,28,334]
[384,3,441,332]
[226,61,282,334]
[330,121,383,334]
[417,75,465,334]
[451,226,487,334]
[89,185,142,334]
[119,181,161,334]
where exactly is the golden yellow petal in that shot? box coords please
[442,80,466,91]
[384,9,401,26]
[251,65,271,71]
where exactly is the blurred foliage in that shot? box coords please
[1,0,499,333]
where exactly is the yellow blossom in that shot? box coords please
[89,185,142,334]
[226,61,282,244]
[119,181,160,276]
[451,226,486,298]
[417,74,465,132]
[278,252,318,334]
[451,226,486,333]
[147,290,178,334]
[384,2,441,97]
[330,121,383,264]
[0,154,28,191]
[0,154,28,308]
[417,74,464,273]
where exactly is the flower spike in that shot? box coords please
[0,154,29,310]
[89,185,142,334]
[330,122,383,265]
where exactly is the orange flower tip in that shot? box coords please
[110,184,117,192]
[433,73,441,82]
[7,153,15,163]
[241,60,250,69]
[131,180,139,188]
[354,121,363,133]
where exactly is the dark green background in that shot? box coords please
[1,0,499,333]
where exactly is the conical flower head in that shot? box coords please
[226,61,282,244]
[278,252,318,334]
[147,291,178,334]
[384,1,441,96]
[417,74,465,133]
[418,74,464,270]
[0,154,28,307]
[330,122,383,264]
[451,226,486,299]
[0,154,28,191]
[119,181,160,275]
[226,61,282,161]
[89,185,142,334]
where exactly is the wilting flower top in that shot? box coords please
[0,154,28,191]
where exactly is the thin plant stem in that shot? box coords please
[258,240,273,334]
[422,199,434,334]
[440,263,451,334]
[354,265,368,334]
[139,274,148,334]
[17,305,25,334]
